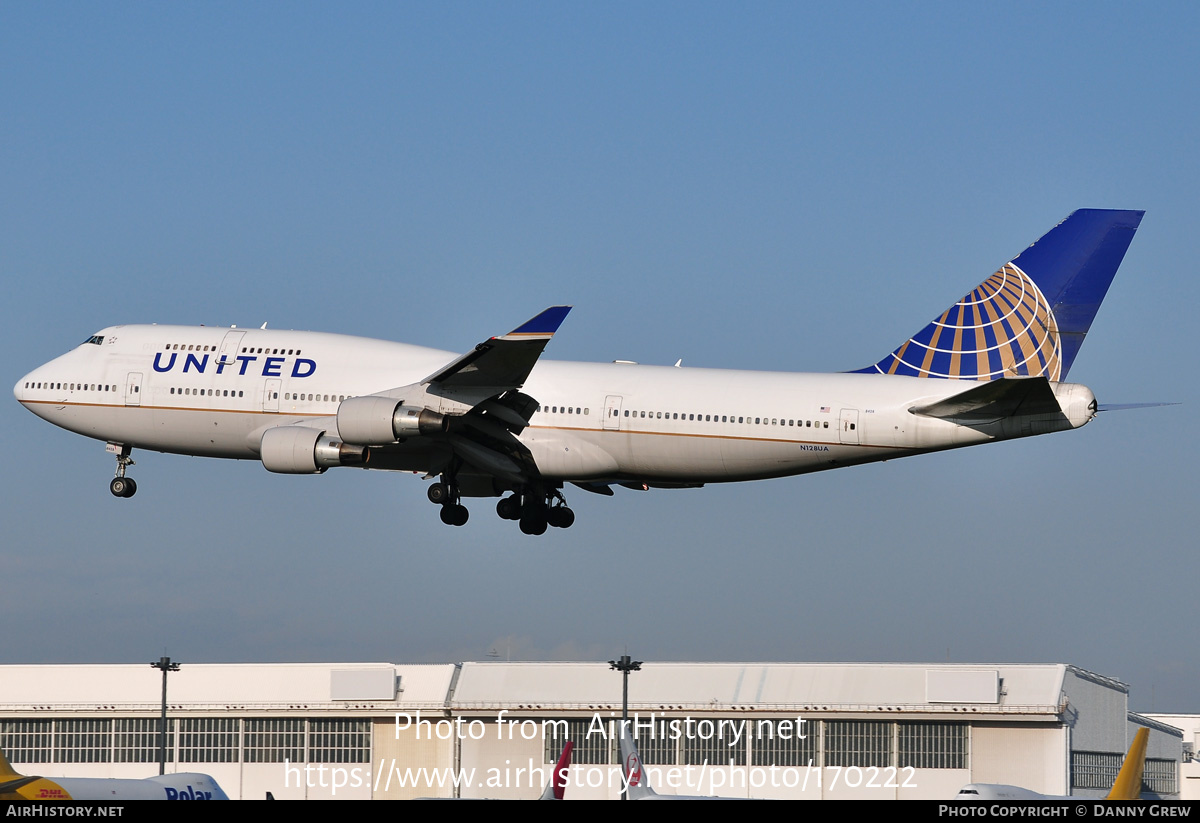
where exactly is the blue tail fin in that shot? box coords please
[855,209,1143,380]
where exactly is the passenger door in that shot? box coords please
[603,395,623,430]
[125,372,143,407]
[839,408,859,445]
[263,379,281,412]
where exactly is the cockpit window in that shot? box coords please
[82,335,104,346]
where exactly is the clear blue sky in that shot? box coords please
[3,2,1196,711]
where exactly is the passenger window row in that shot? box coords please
[169,387,245,397]
[285,393,347,402]
[617,409,831,429]
[25,382,118,392]
[162,344,304,356]
[242,346,302,355]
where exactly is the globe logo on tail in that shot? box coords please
[880,263,1062,381]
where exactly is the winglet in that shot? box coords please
[422,306,573,391]
[1105,727,1149,800]
[501,306,572,339]
[539,741,573,800]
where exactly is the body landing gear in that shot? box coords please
[507,488,574,535]
[109,444,137,498]
[429,479,576,533]
[428,478,468,526]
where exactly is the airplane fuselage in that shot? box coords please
[11,210,1143,532]
[15,323,1096,491]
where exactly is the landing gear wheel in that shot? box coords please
[440,504,469,526]
[547,506,574,528]
[496,496,521,520]
[519,505,548,535]
[427,482,449,505]
[109,444,136,498]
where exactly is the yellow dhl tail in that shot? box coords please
[1105,727,1149,801]
[0,748,68,800]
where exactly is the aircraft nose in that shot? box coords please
[15,365,48,405]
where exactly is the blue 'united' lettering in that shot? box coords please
[152,352,317,378]
[184,353,208,373]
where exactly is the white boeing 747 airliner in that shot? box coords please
[15,210,1145,534]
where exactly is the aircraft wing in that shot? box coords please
[422,306,571,392]
[318,307,572,487]
[909,376,1062,423]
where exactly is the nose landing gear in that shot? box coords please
[108,444,137,498]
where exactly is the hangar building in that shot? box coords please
[0,661,1182,800]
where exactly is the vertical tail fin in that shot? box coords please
[0,748,48,798]
[539,740,573,800]
[1106,727,1149,800]
[619,721,657,799]
[856,209,1144,381]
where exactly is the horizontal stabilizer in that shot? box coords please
[910,377,1061,422]
[0,775,42,794]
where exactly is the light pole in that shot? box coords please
[608,654,641,799]
[150,657,179,775]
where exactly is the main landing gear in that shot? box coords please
[495,489,574,535]
[427,479,469,526]
[109,445,137,498]
[427,479,575,534]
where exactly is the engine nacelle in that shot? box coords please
[336,395,448,445]
[260,426,367,474]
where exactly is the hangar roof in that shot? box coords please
[449,662,1108,717]
[0,661,1127,718]
[0,663,455,712]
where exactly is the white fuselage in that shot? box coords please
[14,773,228,801]
[14,324,1095,490]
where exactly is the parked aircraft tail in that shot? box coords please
[618,721,657,799]
[1,748,55,799]
[538,740,573,800]
[857,209,1143,381]
[1106,727,1149,801]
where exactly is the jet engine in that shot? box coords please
[336,395,449,445]
[260,426,367,474]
